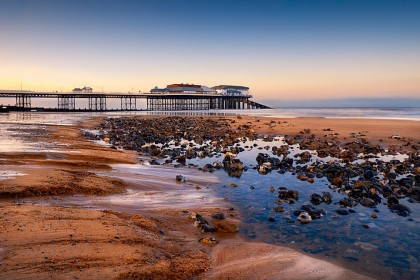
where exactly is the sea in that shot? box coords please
[0,107,419,280]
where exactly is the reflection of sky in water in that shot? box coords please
[157,137,418,279]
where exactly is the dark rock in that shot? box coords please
[278,189,299,200]
[336,209,349,215]
[390,204,411,217]
[387,196,399,206]
[299,151,312,163]
[201,224,217,233]
[359,198,376,208]
[272,206,285,213]
[339,198,358,208]
[176,175,188,182]
[363,170,375,180]
[211,213,226,220]
[310,193,323,205]
[322,191,332,204]
[268,217,276,222]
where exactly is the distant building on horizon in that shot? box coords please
[72,86,93,93]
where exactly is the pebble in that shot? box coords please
[297,212,312,224]
[199,237,218,245]
[336,209,350,215]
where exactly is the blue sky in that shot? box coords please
[1,0,419,99]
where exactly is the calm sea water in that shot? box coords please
[238,107,420,120]
[0,110,419,279]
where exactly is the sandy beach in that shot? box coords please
[1,114,419,279]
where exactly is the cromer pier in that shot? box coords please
[0,84,271,112]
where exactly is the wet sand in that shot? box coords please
[1,114,418,279]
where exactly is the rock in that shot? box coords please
[211,213,226,220]
[363,170,375,180]
[362,224,369,229]
[360,198,376,208]
[190,212,209,227]
[297,212,312,224]
[390,204,411,217]
[272,206,285,213]
[278,189,299,200]
[201,224,217,233]
[268,217,276,222]
[339,198,358,208]
[299,151,312,162]
[258,165,271,174]
[333,177,343,186]
[256,153,271,165]
[268,186,276,193]
[322,191,332,204]
[387,196,399,206]
[223,155,244,171]
[176,175,188,182]
[199,237,218,245]
[310,193,323,205]
[229,183,238,188]
[371,213,378,219]
[336,209,350,215]
[214,220,239,233]
[202,164,215,172]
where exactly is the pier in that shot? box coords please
[0,90,271,112]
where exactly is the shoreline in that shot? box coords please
[1,113,419,279]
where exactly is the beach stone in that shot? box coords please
[175,175,188,182]
[322,191,332,204]
[364,170,375,180]
[297,212,312,224]
[310,193,323,205]
[336,209,350,215]
[339,198,358,207]
[199,237,218,245]
[269,186,276,193]
[202,164,215,172]
[211,213,226,220]
[223,155,244,171]
[390,204,411,217]
[272,206,285,213]
[387,196,399,206]
[256,153,271,165]
[201,224,217,233]
[278,189,299,200]
[360,198,376,208]
[299,151,312,162]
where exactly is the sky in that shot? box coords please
[0,0,419,100]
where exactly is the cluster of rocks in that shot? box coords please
[85,116,256,158]
[255,150,419,212]
[85,116,419,220]
[188,211,239,245]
